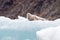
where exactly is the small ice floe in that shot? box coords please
[36,26,60,40]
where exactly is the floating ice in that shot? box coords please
[0,16,60,31]
[0,16,60,40]
[36,26,60,40]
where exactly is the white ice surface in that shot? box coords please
[36,26,60,40]
[0,16,60,31]
[0,16,60,40]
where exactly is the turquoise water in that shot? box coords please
[0,29,38,40]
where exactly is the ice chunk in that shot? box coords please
[36,26,60,40]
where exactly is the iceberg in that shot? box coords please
[0,16,60,40]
